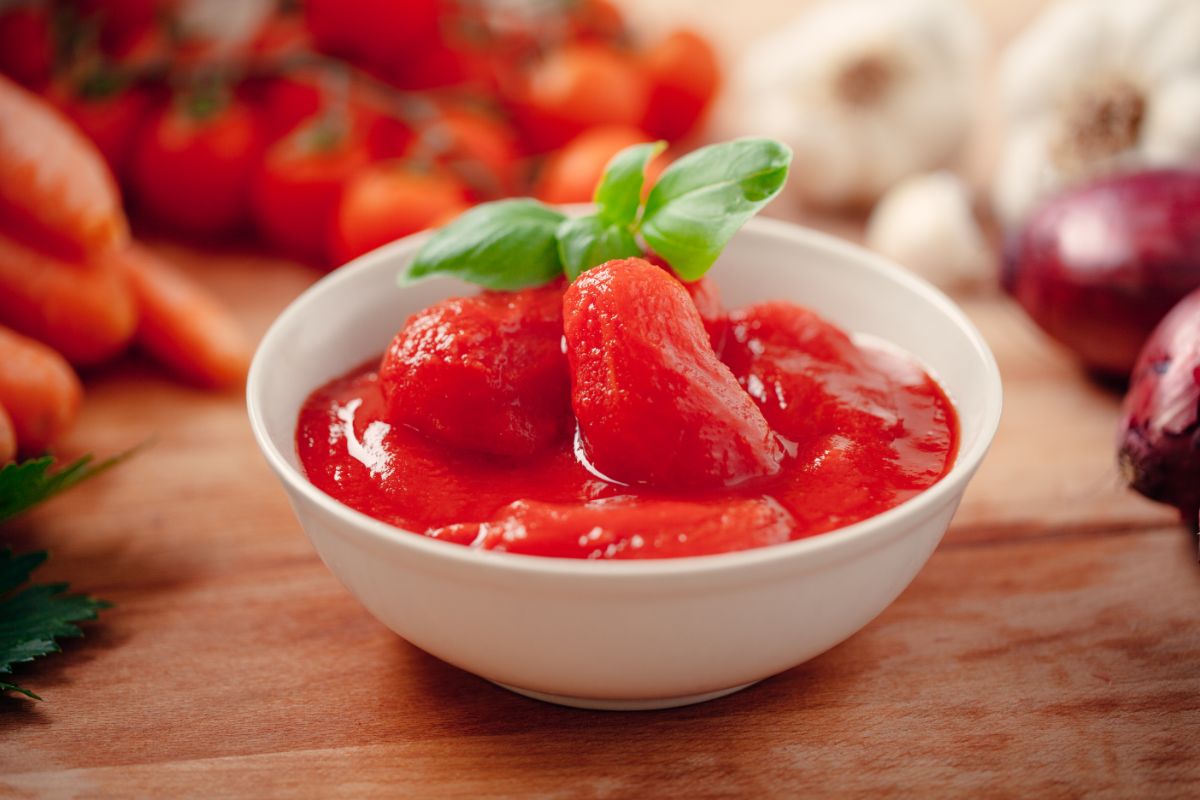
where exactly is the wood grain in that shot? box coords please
[3,1,1200,796]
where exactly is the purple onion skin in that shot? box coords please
[1118,288,1200,524]
[1005,169,1200,379]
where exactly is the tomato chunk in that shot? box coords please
[563,258,781,487]
[380,282,570,457]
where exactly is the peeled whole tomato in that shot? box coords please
[1004,170,1200,378]
[1118,288,1200,526]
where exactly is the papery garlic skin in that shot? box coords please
[993,0,1200,227]
[718,0,984,208]
[866,171,991,289]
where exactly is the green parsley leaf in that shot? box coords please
[556,215,642,281]
[641,138,791,280]
[0,452,131,524]
[0,548,110,700]
[594,140,666,225]
[405,199,566,290]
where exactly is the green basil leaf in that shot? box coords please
[594,140,666,225]
[405,199,566,290]
[641,139,791,280]
[556,215,642,281]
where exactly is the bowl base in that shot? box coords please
[492,680,760,710]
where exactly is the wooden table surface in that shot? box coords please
[4,2,1200,797]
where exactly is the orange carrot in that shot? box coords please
[0,325,83,455]
[118,243,252,388]
[0,228,138,365]
[0,403,16,464]
[0,75,128,257]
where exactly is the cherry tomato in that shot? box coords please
[382,20,511,93]
[567,0,626,43]
[0,6,54,90]
[440,9,535,97]
[351,87,414,159]
[388,36,476,91]
[305,0,442,73]
[129,93,263,236]
[418,106,521,199]
[363,112,414,160]
[640,30,720,142]
[252,118,373,264]
[244,72,324,142]
[534,125,665,205]
[513,43,649,153]
[328,163,468,265]
[75,0,164,58]
[50,80,151,181]
[247,12,312,59]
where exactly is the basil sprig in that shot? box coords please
[404,138,791,288]
[404,199,566,290]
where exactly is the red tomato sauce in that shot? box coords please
[295,300,958,560]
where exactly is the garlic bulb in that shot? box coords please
[718,0,984,208]
[993,0,1200,227]
[866,171,992,289]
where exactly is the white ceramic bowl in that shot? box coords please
[247,217,1002,710]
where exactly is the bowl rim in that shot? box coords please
[247,215,1003,579]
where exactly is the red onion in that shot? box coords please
[1118,288,1200,525]
[1005,169,1200,378]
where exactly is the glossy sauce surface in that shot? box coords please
[296,300,959,559]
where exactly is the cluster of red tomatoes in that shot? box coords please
[0,0,719,268]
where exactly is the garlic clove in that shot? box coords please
[886,45,973,168]
[999,0,1108,119]
[868,114,969,205]
[1142,78,1200,164]
[852,115,904,205]
[911,0,985,69]
[1115,0,1200,84]
[992,120,1061,230]
[1107,0,1170,72]
[866,171,992,289]
[777,107,867,208]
